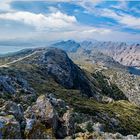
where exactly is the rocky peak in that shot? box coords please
[52,40,81,52]
[34,48,95,97]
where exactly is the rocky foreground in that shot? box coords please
[1,94,140,139]
[0,48,140,139]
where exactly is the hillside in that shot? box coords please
[0,47,140,139]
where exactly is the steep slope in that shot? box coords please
[29,48,97,97]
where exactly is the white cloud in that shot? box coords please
[0,0,13,12]
[0,11,77,30]
[0,0,140,42]
[101,9,140,29]
[32,27,140,43]
[75,0,102,14]
[48,6,59,13]
[119,15,140,29]
[111,0,128,9]
[81,28,111,35]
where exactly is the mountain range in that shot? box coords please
[53,40,140,68]
[0,41,140,139]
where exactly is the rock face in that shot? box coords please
[24,120,54,139]
[24,95,58,131]
[62,110,75,136]
[35,48,95,97]
[80,41,140,68]
[53,40,140,68]
[0,94,62,139]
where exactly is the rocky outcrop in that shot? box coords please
[0,115,21,139]
[56,109,76,138]
[0,75,35,97]
[1,93,140,139]
[33,48,96,97]
[24,120,54,139]
[0,94,59,139]
[66,131,140,139]
[23,94,76,139]
[24,95,58,131]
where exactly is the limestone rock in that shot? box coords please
[0,115,21,139]
[62,110,75,136]
[2,101,24,122]
[24,120,54,139]
[24,95,58,131]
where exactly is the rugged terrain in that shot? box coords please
[80,41,140,68]
[0,46,140,139]
[52,40,140,68]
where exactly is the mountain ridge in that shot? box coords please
[52,40,140,72]
[0,46,140,139]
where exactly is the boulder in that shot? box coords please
[2,101,24,122]
[0,115,21,139]
[63,110,76,136]
[24,120,54,139]
[24,95,58,131]
[55,109,76,138]
[0,101,26,138]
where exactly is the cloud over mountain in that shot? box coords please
[0,0,140,42]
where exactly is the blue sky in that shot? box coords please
[0,0,140,42]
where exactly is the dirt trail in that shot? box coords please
[0,51,39,68]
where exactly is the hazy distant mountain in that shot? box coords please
[80,41,140,68]
[2,39,140,68]
[52,40,81,52]
[51,40,140,68]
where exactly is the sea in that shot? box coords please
[0,45,38,54]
